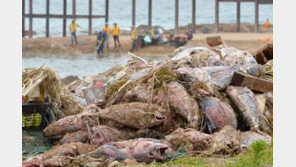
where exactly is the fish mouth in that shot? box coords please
[152,113,165,124]
[156,145,169,161]
[155,115,165,121]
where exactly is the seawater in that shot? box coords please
[22,54,136,78]
[24,0,273,37]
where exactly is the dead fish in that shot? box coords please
[172,46,194,56]
[23,143,104,167]
[264,92,273,109]
[165,128,213,153]
[99,102,165,129]
[175,67,215,98]
[214,45,257,66]
[175,67,210,83]
[201,66,237,90]
[240,131,272,151]
[123,81,168,110]
[89,125,129,146]
[171,47,223,68]
[60,130,89,145]
[44,112,98,140]
[123,83,151,103]
[201,96,237,133]
[84,144,133,161]
[210,126,242,155]
[238,64,265,78]
[82,138,173,163]
[167,82,200,129]
[190,48,223,67]
[130,138,173,163]
[226,86,261,131]
[60,125,128,146]
[23,156,72,167]
[255,94,267,116]
[45,102,164,140]
[25,143,97,163]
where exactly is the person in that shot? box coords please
[103,22,110,49]
[131,26,138,52]
[185,27,193,40]
[264,19,270,28]
[70,19,78,44]
[112,23,121,48]
[150,29,155,39]
[96,31,107,56]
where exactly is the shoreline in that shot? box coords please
[24,23,273,37]
[23,32,273,57]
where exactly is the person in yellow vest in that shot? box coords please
[151,29,155,38]
[70,19,78,44]
[131,26,138,52]
[112,23,121,48]
[264,19,270,28]
[103,22,110,49]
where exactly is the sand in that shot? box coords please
[22,32,273,57]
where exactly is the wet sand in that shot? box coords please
[22,32,273,57]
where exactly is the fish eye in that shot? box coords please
[149,151,154,156]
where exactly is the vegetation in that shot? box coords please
[154,67,178,94]
[145,140,272,167]
[224,140,273,167]
[106,79,127,97]
[164,156,208,166]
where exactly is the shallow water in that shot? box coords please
[22,54,136,79]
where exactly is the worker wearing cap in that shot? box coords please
[103,22,110,48]
[70,19,78,44]
[131,26,138,52]
[264,19,270,28]
[112,23,121,48]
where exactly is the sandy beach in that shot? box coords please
[23,32,273,57]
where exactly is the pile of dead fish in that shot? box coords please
[23,45,273,166]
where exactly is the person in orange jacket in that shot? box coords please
[264,19,270,28]
[112,23,121,48]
